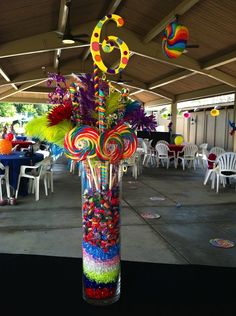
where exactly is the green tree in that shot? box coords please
[0,103,16,117]
[34,104,50,116]
[14,103,37,116]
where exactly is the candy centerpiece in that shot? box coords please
[24,14,157,306]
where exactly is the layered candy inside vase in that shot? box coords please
[81,159,122,305]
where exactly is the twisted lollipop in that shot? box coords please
[64,125,99,161]
[162,21,189,59]
[96,129,124,163]
[114,125,137,159]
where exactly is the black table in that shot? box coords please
[0,253,235,315]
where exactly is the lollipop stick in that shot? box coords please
[88,158,99,191]
[109,163,113,190]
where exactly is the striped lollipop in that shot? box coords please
[64,125,99,161]
[96,129,124,163]
[114,124,137,159]
[162,21,189,59]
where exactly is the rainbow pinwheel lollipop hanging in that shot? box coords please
[162,21,189,59]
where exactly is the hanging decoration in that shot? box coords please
[162,21,189,59]
[25,14,157,306]
[90,14,130,74]
[229,120,236,136]
[183,111,191,119]
[210,108,220,117]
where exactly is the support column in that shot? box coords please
[233,91,236,152]
[171,100,177,135]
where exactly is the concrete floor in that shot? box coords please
[0,157,236,267]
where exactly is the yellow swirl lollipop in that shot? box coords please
[90,14,130,74]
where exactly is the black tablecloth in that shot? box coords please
[0,253,235,315]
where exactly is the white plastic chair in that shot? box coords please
[197,143,208,168]
[11,144,19,152]
[142,140,156,166]
[0,163,10,200]
[155,143,175,169]
[176,144,198,170]
[123,154,139,179]
[209,147,225,156]
[15,161,44,201]
[42,157,54,194]
[203,153,218,188]
[156,140,169,145]
[214,152,236,193]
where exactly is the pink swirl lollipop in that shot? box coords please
[64,125,99,161]
[162,21,189,59]
[96,129,124,163]
[114,125,138,159]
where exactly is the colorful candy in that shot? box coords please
[90,14,130,74]
[114,124,137,159]
[82,168,121,300]
[64,125,99,161]
[162,21,189,59]
[96,130,124,163]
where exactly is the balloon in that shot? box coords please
[6,133,14,141]
[210,109,220,117]
[0,139,12,154]
[174,136,184,146]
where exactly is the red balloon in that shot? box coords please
[6,133,14,141]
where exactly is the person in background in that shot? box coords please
[1,126,8,139]
[10,124,16,134]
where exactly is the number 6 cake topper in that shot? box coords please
[90,14,130,74]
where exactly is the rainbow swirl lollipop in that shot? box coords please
[114,125,138,159]
[96,129,124,163]
[162,21,189,59]
[64,125,99,161]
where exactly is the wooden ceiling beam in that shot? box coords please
[143,0,200,43]
[149,70,195,89]
[0,79,48,101]
[144,84,235,106]
[0,66,18,91]
[0,21,236,89]
[202,49,236,70]
[176,84,234,102]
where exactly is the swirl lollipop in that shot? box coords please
[96,129,124,163]
[64,125,99,161]
[114,125,137,159]
[162,21,189,59]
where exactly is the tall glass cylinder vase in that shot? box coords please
[81,159,122,305]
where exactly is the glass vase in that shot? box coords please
[81,159,122,305]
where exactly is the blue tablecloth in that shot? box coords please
[16,136,27,141]
[0,152,44,196]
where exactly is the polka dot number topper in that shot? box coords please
[90,14,130,75]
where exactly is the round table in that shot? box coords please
[0,152,44,196]
[168,144,184,157]
[11,141,34,151]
